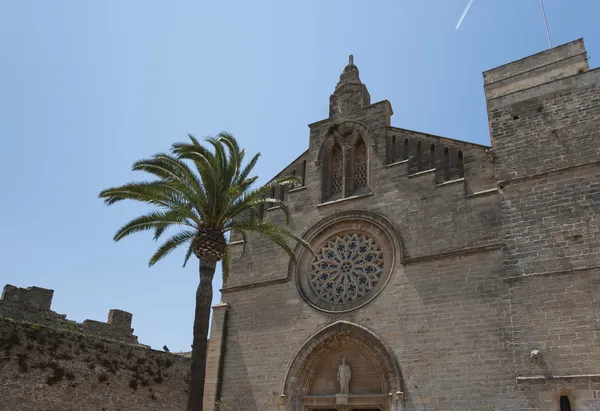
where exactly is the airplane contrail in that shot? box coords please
[455,0,474,30]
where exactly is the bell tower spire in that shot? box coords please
[330,55,371,119]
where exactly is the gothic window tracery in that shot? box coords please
[331,144,343,196]
[309,232,384,304]
[354,140,367,190]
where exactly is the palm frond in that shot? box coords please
[182,240,195,268]
[132,153,207,213]
[113,209,196,242]
[99,181,177,207]
[101,132,308,282]
[225,218,312,264]
[148,230,196,266]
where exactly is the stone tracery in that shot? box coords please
[309,232,384,304]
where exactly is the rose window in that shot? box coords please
[309,232,384,304]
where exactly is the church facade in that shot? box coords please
[203,39,600,411]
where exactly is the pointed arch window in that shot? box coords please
[331,144,343,196]
[560,396,571,411]
[301,160,307,186]
[354,140,367,190]
[444,147,450,181]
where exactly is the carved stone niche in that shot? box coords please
[281,321,405,411]
[298,345,402,410]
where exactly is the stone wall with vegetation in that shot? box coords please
[0,284,190,411]
[0,318,189,411]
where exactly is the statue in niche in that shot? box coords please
[337,358,352,394]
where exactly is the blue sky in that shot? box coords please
[1,0,599,352]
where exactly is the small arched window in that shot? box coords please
[430,144,436,169]
[279,184,285,201]
[416,141,422,171]
[301,160,307,186]
[331,144,343,196]
[560,396,572,411]
[444,147,450,181]
[391,136,397,163]
[404,139,409,160]
[458,150,465,178]
[354,140,367,191]
[290,169,296,189]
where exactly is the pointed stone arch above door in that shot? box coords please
[280,321,405,411]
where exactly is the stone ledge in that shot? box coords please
[436,177,464,187]
[408,168,435,179]
[497,159,600,188]
[504,265,600,282]
[289,186,307,193]
[517,374,600,384]
[317,192,374,208]
[221,277,289,293]
[466,187,499,198]
[402,243,503,265]
[385,159,408,168]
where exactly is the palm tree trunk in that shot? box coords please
[187,260,216,411]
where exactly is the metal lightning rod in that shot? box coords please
[539,0,553,49]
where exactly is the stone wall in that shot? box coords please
[0,285,139,344]
[0,318,189,411]
[0,284,191,411]
[215,39,600,411]
[484,38,600,411]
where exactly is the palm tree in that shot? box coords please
[99,133,310,411]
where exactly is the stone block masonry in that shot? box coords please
[0,317,190,411]
[0,284,139,344]
[215,38,600,411]
[0,284,191,411]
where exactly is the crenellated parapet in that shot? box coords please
[0,284,139,344]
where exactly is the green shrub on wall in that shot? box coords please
[215,400,232,411]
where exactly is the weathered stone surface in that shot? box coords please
[0,284,139,344]
[2,38,600,411]
[0,318,189,411]
[216,38,600,411]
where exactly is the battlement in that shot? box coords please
[1,284,54,311]
[0,284,138,344]
[483,38,589,104]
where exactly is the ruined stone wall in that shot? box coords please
[0,318,189,411]
[0,285,190,411]
[0,285,139,344]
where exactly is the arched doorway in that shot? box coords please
[281,321,405,411]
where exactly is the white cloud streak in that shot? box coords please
[455,0,474,30]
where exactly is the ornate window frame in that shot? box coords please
[292,210,403,313]
[318,121,372,203]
